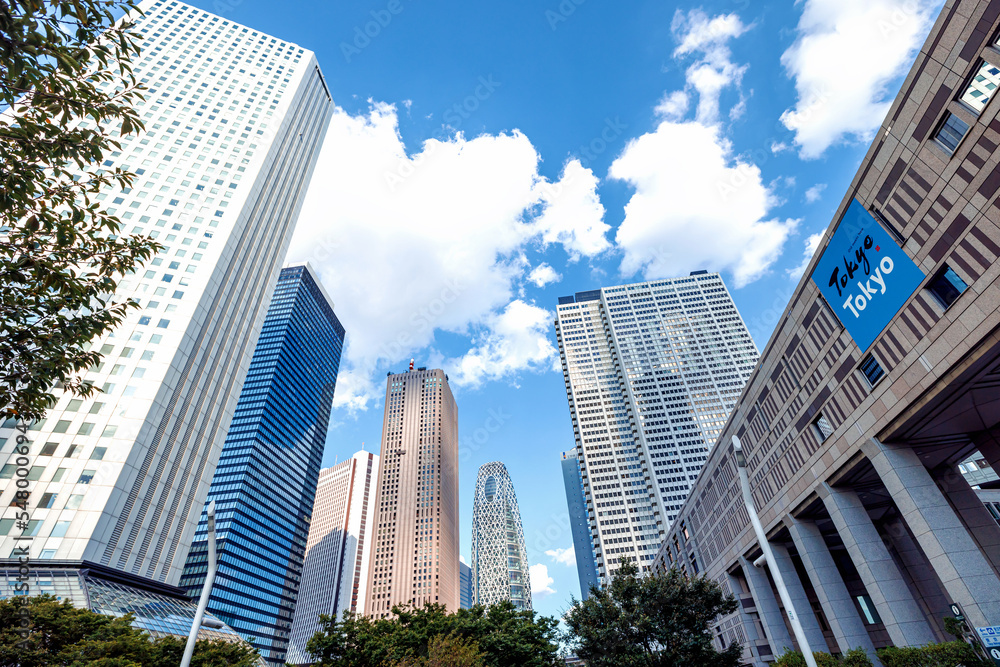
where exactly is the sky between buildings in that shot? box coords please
[178,0,946,621]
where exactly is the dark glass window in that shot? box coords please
[859,354,885,387]
[928,264,968,310]
[812,413,834,441]
[935,113,969,153]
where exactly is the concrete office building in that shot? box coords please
[554,274,758,581]
[364,367,460,617]
[287,450,379,666]
[653,1,1000,664]
[0,0,331,634]
[561,450,599,599]
[179,264,345,666]
[471,462,531,610]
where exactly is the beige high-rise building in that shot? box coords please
[286,450,378,666]
[364,365,460,618]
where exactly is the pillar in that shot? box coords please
[818,483,938,647]
[785,516,882,665]
[863,438,1000,629]
[931,464,1000,577]
[727,572,769,667]
[741,555,795,658]
[771,542,830,653]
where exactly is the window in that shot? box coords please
[49,521,71,537]
[27,466,44,481]
[78,469,96,484]
[52,468,67,482]
[960,60,1000,113]
[812,413,834,441]
[935,113,969,153]
[66,444,80,458]
[40,549,57,559]
[0,519,14,535]
[38,493,57,508]
[40,442,58,456]
[0,464,15,479]
[859,353,886,387]
[65,495,84,509]
[90,447,108,460]
[928,265,968,310]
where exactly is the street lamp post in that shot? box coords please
[181,500,217,667]
[732,435,818,667]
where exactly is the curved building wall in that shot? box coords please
[471,462,531,610]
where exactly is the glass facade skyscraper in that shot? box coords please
[0,0,331,635]
[555,272,758,582]
[180,264,345,666]
[561,450,598,600]
[471,462,531,610]
[459,561,473,609]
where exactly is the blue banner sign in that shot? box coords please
[812,200,925,352]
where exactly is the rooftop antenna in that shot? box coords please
[409,359,414,371]
[361,441,365,452]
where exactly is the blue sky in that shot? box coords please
[184,0,942,620]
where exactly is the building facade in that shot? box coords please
[471,462,531,610]
[460,561,473,609]
[287,450,378,666]
[0,0,332,630]
[179,264,344,665]
[554,274,758,581]
[363,367,460,617]
[653,2,1000,664]
[561,450,599,599]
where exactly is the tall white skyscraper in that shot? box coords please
[0,0,332,613]
[554,272,758,582]
[287,451,378,666]
[471,462,531,610]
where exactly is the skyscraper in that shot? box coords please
[0,0,332,631]
[471,462,531,610]
[459,561,473,609]
[560,450,598,599]
[554,272,758,581]
[179,264,345,666]
[364,366,460,618]
[287,450,379,666]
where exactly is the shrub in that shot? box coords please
[774,648,840,667]
[840,648,875,667]
[877,641,990,667]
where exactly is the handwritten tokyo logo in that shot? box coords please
[826,233,896,318]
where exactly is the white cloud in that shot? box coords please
[447,299,558,388]
[779,0,939,158]
[804,183,827,203]
[770,141,791,154]
[546,546,576,567]
[530,159,610,260]
[287,102,606,410]
[655,90,690,120]
[787,231,825,280]
[672,9,751,124]
[528,263,562,288]
[460,554,468,565]
[610,121,798,287]
[530,563,556,598]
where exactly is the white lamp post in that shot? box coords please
[732,435,818,667]
[181,500,217,667]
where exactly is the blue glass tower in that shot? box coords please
[460,561,472,609]
[561,450,599,600]
[180,264,345,666]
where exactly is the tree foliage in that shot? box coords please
[0,595,259,666]
[1,0,160,421]
[305,601,560,667]
[563,558,743,667]
[395,633,486,667]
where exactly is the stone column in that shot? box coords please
[727,572,769,667]
[818,483,938,647]
[863,438,1000,629]
[785,516,882,666]
[740,556,795,658]
[931,464,1000,577]
[770,543,830,653]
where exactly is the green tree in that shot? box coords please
[0,595,258,667]
[563,558,743,667]
[306,600,560,667]
[396,633,486,667]
[1,0,160,421]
